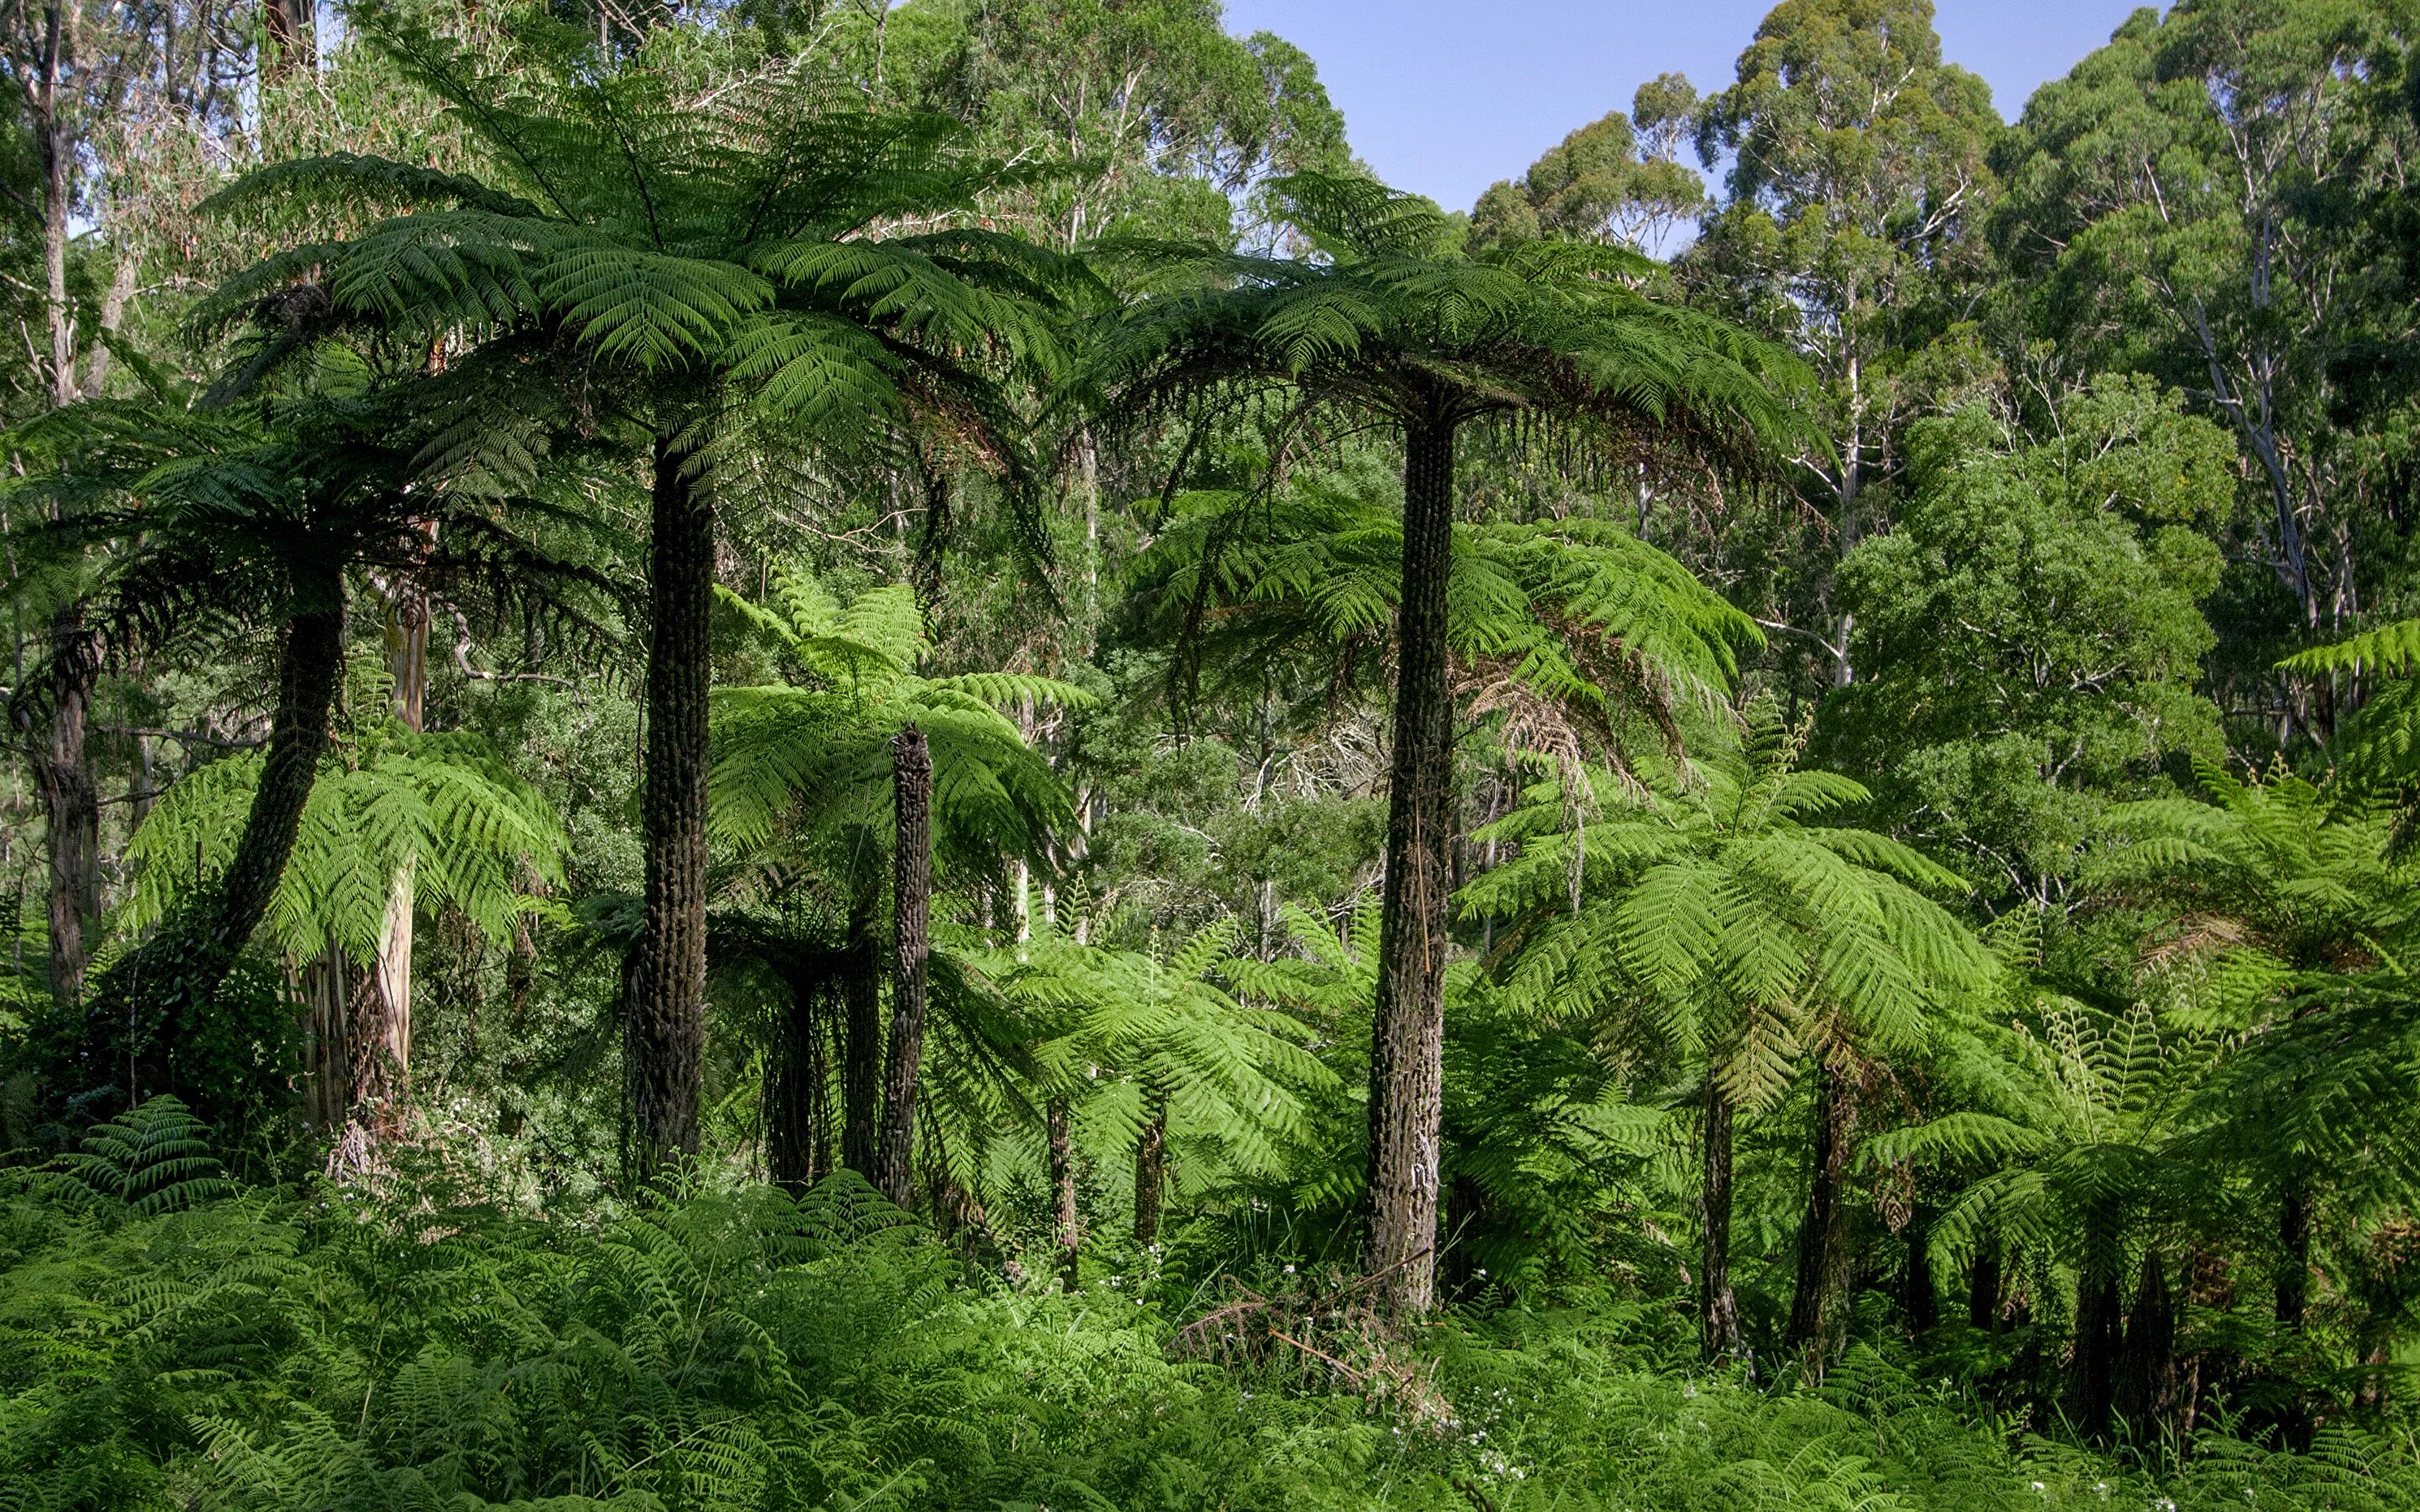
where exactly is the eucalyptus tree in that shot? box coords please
[710,565,1087,1201]
[1095,173,1804,1315]
[198,3,1079,1169]
[1463,701,1993,1362]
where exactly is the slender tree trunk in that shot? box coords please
[873,725,931,1205]
[210,576,344,960]
[369,569,429,1088]
[1134,1079,1169,1249]
[1702,1082,1744,1361]
[1364,403,1458,1318]
[299,944,351,1131]
[624,432,713,1175]
[1786,1062,1856,1367]
[2276,1188,2310,1329]
[260,0,309,77]
[39,602,99,1011]
[766,964,832,1190]
[1050,1095,1079,1292]
[36,0,75,410]
[840,889,881,1176]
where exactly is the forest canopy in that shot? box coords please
[8,1,2420,1508]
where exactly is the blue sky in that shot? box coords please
[1219,0,2154,211]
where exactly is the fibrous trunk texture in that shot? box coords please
[1050,1095,1080,1292]
[625,433,713,1176]
[40,601,99,1011]
[766,962,834,1190]
[1134,1080,1169,1250]
[213,576,345,964]
[1701,1083,1744,1362]
[1786,1061,1857,1369]
[1364,406,1457,1319]
[2070,1221,2125,1441]
[2118,1250,2179,1441]
[874,725,932,1205]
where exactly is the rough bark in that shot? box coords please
[260,0,309,76]
[1701,1083,1744,1361]
[211,578,344,962]
[840,890,881,1178]
[624,433,713,1175]
[39,602,100,1011]
[766,964,833,1190]
[36,0,75,409]
[1133,1080,1169,1250]
[1050,1095,1080,1292]
[1364,404,1457,1318]
[1786,1062,1857,1367]
[873,725,932,1205]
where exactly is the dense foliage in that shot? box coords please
[12,0,2420,1506]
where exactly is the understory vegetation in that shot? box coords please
[12,0,2420,1507]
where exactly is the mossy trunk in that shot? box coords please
[1365,402,1457,1319]
[624,431,713,1175]
[873,725,932,1205]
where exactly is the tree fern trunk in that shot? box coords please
[1050,1095,1080,1292]
[2070,1215,2124,1441]
[2118,1249,2177,1441]
[874,725,932,1205]
[1365,403,1457,1319]
[1134,1079,1170,1249]
[841,889,881,1178]
[211,574,345,962]
[1786,1061,1856,1368]
[39,601,99,1011]
[766,965,832,1191]
[625,431,713,1175]
[1702,1082,1744,1362]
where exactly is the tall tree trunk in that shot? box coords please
[873,725,931,1205]
[766,964,832,1190]
[36,0,75,410]
[1702,1082,1744,1361]
[840,889,881,1176]
[1786,1061,1857,1368]
[1365,403,1457,1318]
[2276,1188,2310,1329]
[39,602,99,1011]
[1133,1079,1169,1249]
[1050,1095,1080,1292]
[624,432,713,1175]
[298,943,352,1131]
[260,0,309,77]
